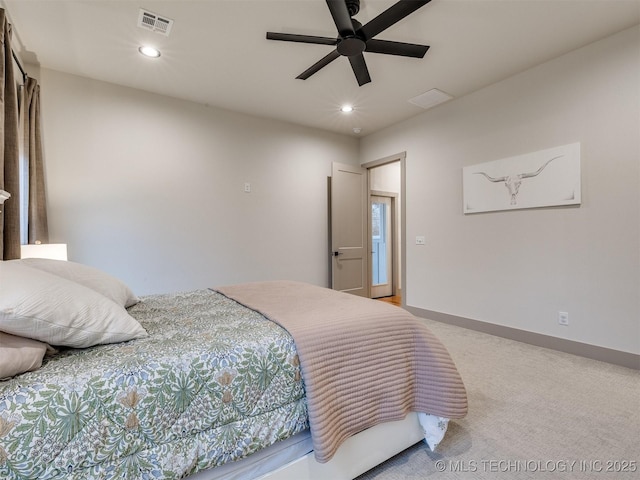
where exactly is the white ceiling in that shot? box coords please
[2,0,639,136]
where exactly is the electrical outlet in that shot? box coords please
[558,311,569,326]
[244,182,251,193]
[415,236,426,245]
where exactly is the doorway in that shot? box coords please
[367,159,402,302]
[329,153,405,304]
[371,195,394,298]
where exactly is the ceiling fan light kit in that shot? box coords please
[266,0,431,86]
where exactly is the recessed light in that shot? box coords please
[340,105,354,113]
[138,45,161,58]
[353,127,362,134]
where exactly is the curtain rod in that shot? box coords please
[11,48,27,82]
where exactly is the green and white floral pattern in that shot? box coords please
[0,290,308,479]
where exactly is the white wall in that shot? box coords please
[39,69,359,295]
[360,26,640,354]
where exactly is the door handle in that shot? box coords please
[333,251,343,257]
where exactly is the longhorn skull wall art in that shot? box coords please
[474,155,562,206]
[463,143,581,214]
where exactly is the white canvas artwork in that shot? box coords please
[463,143,581,214]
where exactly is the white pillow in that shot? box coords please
[0,332,48,379]
[0,262,148,348]
[12,258,139,307]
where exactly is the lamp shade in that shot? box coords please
[21,244,68,261]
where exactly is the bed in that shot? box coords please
[0,259,467,479]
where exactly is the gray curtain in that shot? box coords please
[24,76,48,244]
[0,9,20,260]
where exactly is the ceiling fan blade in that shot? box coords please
[348,53,371,86]
[326,0,355,37]
[266,32,338,46]
[365,39,429,58]
[297,50,341,80]
[359,0,431,41]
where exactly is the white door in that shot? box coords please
[371,196,393,298]
[330,162,368,297]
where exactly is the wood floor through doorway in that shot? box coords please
[376,295,401,307]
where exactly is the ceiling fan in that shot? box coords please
[266,0,431,87]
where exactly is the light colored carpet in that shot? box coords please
[356,318,640,479]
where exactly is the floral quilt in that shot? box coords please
[0,290,308,479]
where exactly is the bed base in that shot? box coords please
[260,413,424,480]
[189,413,423,480]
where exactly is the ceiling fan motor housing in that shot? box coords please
[338,18,365,56]
[337,36,366,56]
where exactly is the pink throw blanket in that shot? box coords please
[216,281,467,463]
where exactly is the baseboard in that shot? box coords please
[405,306,639,371]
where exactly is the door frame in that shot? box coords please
[362,152,406,306]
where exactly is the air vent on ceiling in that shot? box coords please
[137,9,173,36]
[408,88,453,110]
